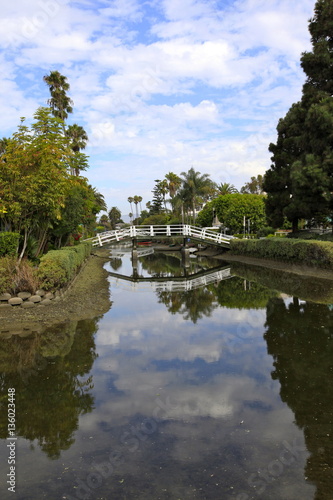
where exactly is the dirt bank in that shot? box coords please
[196,248,333,281]
[0,248,112,333]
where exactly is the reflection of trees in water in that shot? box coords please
[140,252,184,277]
[155,272,274,323]
[212,276,276,309]
[264,298,333,500]
[230,261,333,305]
[156,287,218,323]
[0,318,99,459]
[109,257,122,271]
[140,252,219,277]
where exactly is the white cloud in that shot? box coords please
[0,0,316,214]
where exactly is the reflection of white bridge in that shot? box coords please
[110,247,155,258]
[108,266,233,292]
[86,225,234,248]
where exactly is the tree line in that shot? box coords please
[0,71,106,261]
[96,171,265,234]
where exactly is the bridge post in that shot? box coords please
[181,237,190,270]
[132,238,139,278]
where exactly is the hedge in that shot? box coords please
[0,232,20,257]
[230,237,333,269]
[37,242,92,290]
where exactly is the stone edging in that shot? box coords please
[0,258,90,309]
[0,290,61,308]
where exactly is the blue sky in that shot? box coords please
[1,0,315,217]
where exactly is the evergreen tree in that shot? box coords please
[150,180,164,214]
[264,0,333,231]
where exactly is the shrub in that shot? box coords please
[37,242,92,290]
[0,257,40,294]
[0,257,16,294]
[0,232,20,257]
[257,226,276,238]
[230,237,333,268]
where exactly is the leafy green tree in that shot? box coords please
[50,180,93,247]
[43,70,73,121]
[99,214,110,229]
[0,108,71,260]
[0,137,8,157]
[196,194,266,233]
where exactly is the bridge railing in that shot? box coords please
[86,225,235,247]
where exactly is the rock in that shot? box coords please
[28,295,42,303]
[18,292,32,300]
[22,301,36,308]
[0,293,12,301]
[8,297,23,306]
[44,292,54,300]
[36,289,46,297]
[40,299,52,306]
[0,303,11,308]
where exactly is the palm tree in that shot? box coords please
[66,124,88,152]
[128,197,134,214]
[216,182,238,195]
[133,195,140,222]
[137,196,143,214]
[165,172,182,198]
[65,124,88,175]
[165,172,181,212]
[129,212,133,224]
[158,180,169,212]
[180,168,214,223]
[43,70,73,121]
[89,185,107,213]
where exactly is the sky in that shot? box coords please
[0,0,316,218]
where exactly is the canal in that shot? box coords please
[1,248,333,499]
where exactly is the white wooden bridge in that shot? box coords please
[86,225,234,248]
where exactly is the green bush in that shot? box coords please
[0,232,20,257]
[257,226,276,238]
[37,242,92,290]
[230,237,333,268]
[0,256,16,293]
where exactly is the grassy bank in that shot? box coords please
[230,237,333,269]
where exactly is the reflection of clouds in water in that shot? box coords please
[97,305,267,363]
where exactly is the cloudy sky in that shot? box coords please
[1,0,315,217]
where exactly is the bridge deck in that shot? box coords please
[86,224,234,249]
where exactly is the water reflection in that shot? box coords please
[264,298,333,500]
[0,319,99,459]
[1,250,333,499]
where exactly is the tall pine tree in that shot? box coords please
[264,0,333,231]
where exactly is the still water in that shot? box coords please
[1,249,333,500]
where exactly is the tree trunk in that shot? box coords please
[18,228,29,264]
[292,217,299,233]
